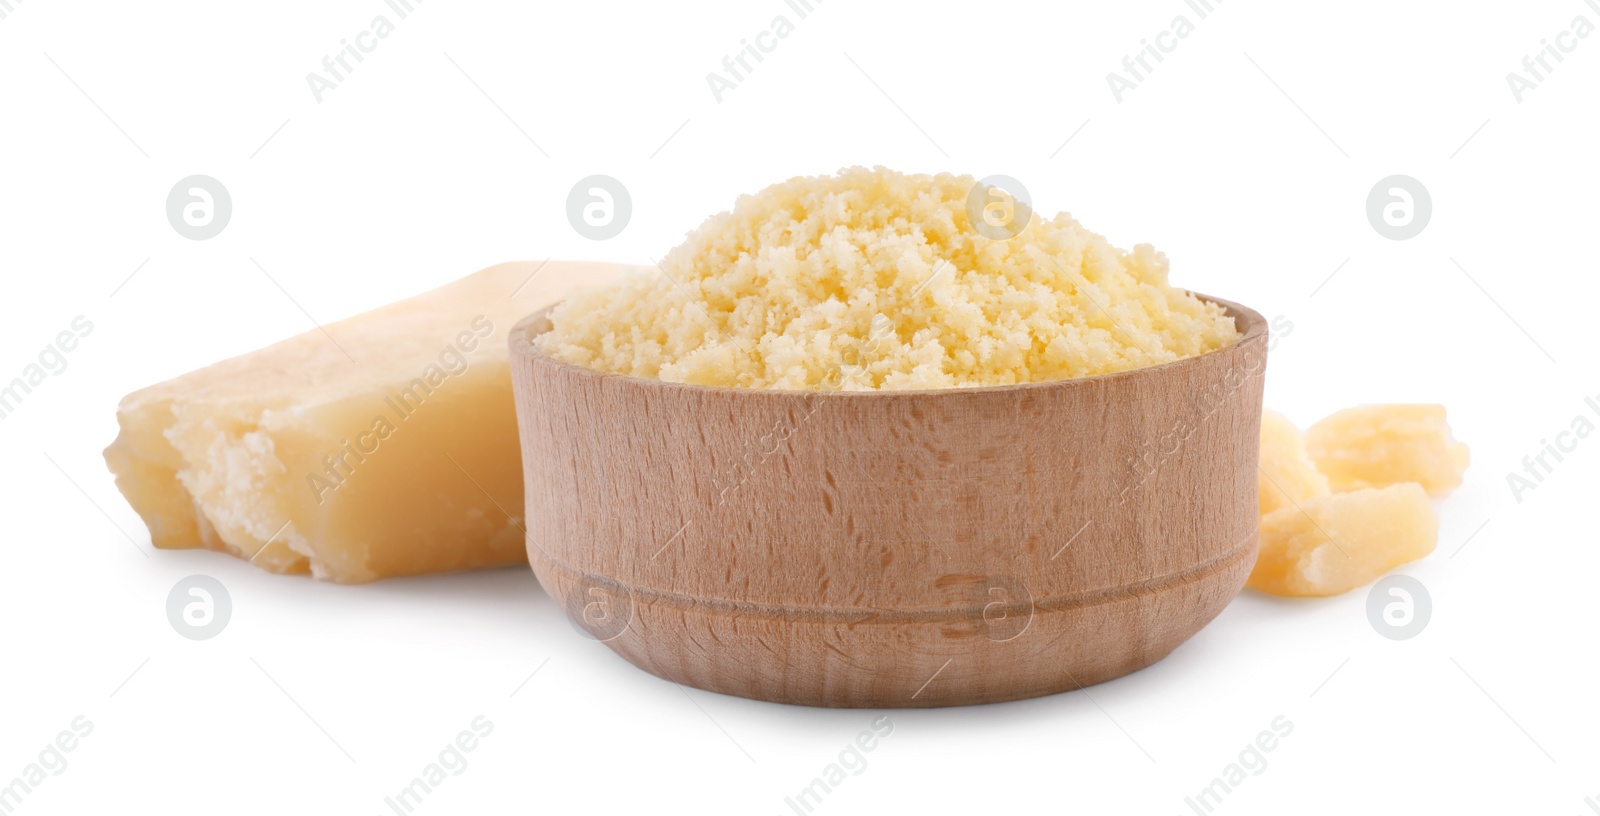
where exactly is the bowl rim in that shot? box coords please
[510,291,1267,399]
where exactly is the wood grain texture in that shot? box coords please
[510,297,1268,708]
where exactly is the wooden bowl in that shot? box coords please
[509,297,1267,708]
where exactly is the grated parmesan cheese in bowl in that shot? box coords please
[537,167,1240,391]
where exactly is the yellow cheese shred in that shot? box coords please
[540,167,1241,391]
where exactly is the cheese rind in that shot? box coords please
[1305,404,1469,497]
[1248,483,1438,597]
[104,262,627,583]
[1257,410,1330,516]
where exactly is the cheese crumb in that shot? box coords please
[539,167,1242,390]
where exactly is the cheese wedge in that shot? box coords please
[103,261,629,583]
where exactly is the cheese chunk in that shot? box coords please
[1248,483,1438,597]
[1257,410,1330,516]
[1305,404,1469,497]
[104,262,627,583]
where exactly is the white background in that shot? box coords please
[2,0,1597,813]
